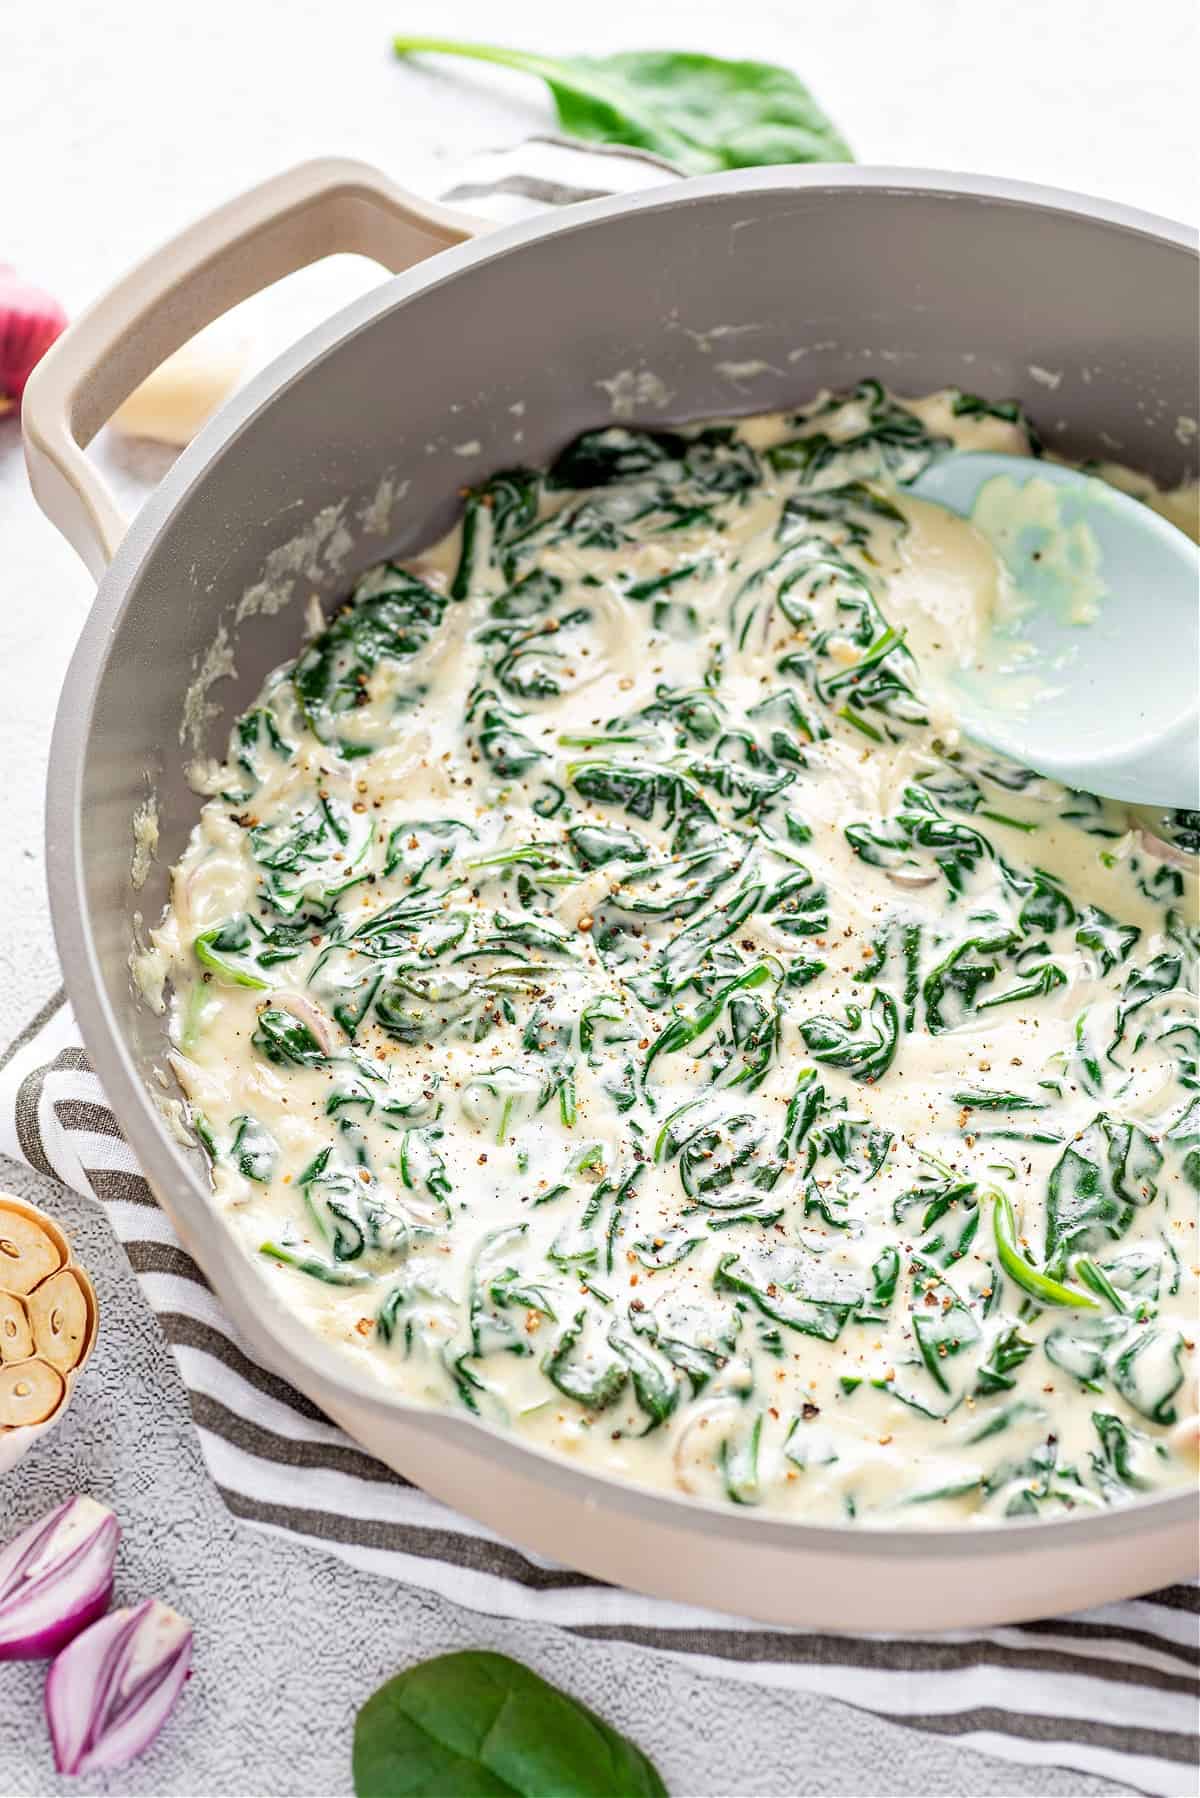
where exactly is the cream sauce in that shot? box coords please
[155,385,1199,1525]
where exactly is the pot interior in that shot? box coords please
[62,175,1199,1194]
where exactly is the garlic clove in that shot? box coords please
[26,1269,95,1374]
[0,1206,64,1296]
[0,1291,34,1365]
[0,1360,64,1429]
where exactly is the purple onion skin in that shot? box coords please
[46,1598,193,1777]
[0,1497,119,1662]
[0,265,68,401]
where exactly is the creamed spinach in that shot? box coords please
[157,384,1200,1524]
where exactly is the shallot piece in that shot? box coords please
[886,865,939,889]
[266,990,338,1053]
[46,1598,192,1776]
[1136,826,1197,870]
[0,1497,119,1661]
[0,266,67,407]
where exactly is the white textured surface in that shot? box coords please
[0,1,1193,1790]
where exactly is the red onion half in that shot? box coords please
[0,266,68,406]
[46,1597,193,1776]
[0,1496,119,1661]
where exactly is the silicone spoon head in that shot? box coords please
[908,453,1199,808]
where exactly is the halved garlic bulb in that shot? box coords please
[0,1196,98,1457]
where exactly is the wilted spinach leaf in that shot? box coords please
[1090,1411,1160,1498]
[1045,1115,1163,1265]
[1112,1327,1185,1425]
[543,1309,629,1410]
[252,1005,331,1068]
[768,382,944,487]
[798,989,898,1082]
[468,688,547,780]
[294,567,448,741]
[454,468,540,596]
[193,914,270,989]
[230,1113,277,1183]
[714,1242,861,1341]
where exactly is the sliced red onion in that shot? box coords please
[46,1598,192,1776]
[0,1496,119,1661]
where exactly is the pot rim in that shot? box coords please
[46,164,1200,1560]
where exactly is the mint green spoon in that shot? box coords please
[908,454,1198,807]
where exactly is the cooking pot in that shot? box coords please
[22,159,1199,1628]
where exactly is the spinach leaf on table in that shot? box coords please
[353,1649,667,1797]
[393,40,852,172]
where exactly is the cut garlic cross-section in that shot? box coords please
[0,1209,63,1296]
[27,1270,92,1374]
[0,1359,65,1429]
[0,1291,34,1365]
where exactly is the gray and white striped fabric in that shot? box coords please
[2,139,1196,1798]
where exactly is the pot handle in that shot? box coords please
[22,158,483,578]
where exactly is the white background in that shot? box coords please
[0,2,1194,1791]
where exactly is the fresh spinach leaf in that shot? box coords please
[353,1649,667,1798]
[394,40,851,173]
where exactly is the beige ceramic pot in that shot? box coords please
[22,159,1199,1626]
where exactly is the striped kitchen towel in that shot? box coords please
[1,138,1197,1798]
